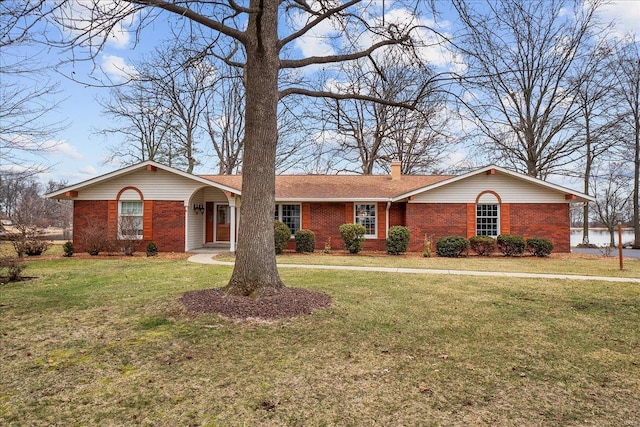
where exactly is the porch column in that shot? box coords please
[229,196,237,252]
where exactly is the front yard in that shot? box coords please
[0,253,639,425]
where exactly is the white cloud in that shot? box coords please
[45,141,84,160]
[100,54,137,83]
[593,0,640,39]
[56,0,138,49]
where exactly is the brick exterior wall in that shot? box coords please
[73,199,571,254]
[151,201,185,252]
[405,203,469,252]
[509,203,570,252]
[73,200,185,253]
[73,200,109,253]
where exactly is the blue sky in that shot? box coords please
[4,0,640,187]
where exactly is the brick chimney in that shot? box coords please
[391,161,402,180]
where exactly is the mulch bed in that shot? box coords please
[180,287,332,320]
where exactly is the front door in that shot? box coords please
[215,204,230,242]
[205,202,215,243]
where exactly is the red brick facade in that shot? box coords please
[74,199,571,254]
[73,200,185,253]
[509,203,570,252]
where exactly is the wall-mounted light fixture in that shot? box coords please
[193,204,205,214]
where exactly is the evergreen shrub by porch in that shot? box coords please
[274,220,291,254]
[62,241,74,257]
[497,234,526,256]
[436,236,469,258]
[146,241,158,257]
[295,229,315,253]
[386,226,410,254]
[526,238,554,257]
[469,235,496,256]
[339,223,366,254]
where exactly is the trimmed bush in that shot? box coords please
[146,241,159,257]
[62,241,74,257]
[386,226,410,255]
[526,238,554,257]
[295,229,315,253]
[0,257,26,284]
[436,236,469,258]
[274,220,291,254]
[469,235,496,256]
[24,238,51,256]
[339,223,366,254]
[497,234,525,256]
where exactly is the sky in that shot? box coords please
[3,0,640,189]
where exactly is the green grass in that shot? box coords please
[1,256,639,426]
[214,251,640,278]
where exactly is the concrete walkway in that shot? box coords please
[187,252,640,284]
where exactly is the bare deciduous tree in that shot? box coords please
[610,37,640,248]
[16,0,429,296]
[1,3,66,174]
[589,163,632,247]
[453,0,601,179]
[315,50,449,174]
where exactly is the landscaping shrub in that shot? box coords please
[386,226,410,255]
[526,238,554,257]
[323,237,331,254]
[79,223,108,256]
[24,238,51,256]
[0,257,26,284]
[295,229,315,253]
[146,241,158,257]
[274,220,291,254]
[436,236,469,258]
[6,226,50,257]
[423,234,433,258]
[62,241,74,257]
[497,234,525,256]
[469,235,496,256]
[339,223,366,254]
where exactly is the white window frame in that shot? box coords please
[119,200,144,240]
[476,203,500,237]
[354,203,377,238]
[274,203,301,236]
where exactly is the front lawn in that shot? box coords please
[214,250,640,278]
[1,257,639,425]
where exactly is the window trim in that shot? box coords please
[274,203,301,237]
[118,200,144,240]
[476,203,500,237]
[354,203,377,239]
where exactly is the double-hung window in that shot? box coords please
[355,203,377,238]
[119,201,143,239]
[274,204,301,235]
[476,204,499,236]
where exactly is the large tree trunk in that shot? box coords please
[224,0,285,297]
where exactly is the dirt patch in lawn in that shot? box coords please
[180,287,331,320]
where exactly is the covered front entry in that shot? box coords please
[205,202,231,243]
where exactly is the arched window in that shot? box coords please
[117,187,144,239]
[476,191,500,236]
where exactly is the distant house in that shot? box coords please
[46,161,594,253]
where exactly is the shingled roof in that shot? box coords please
[198,174,453,200]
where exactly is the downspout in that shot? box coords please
[386,201,391,238]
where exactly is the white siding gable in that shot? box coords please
[410,173,568,204]
[74,168,212,201]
